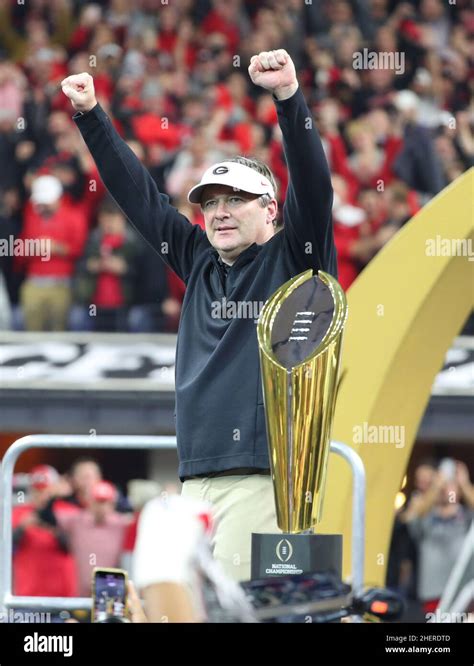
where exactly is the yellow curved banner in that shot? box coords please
[318,168,474,586]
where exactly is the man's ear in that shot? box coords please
[267,198,278,224]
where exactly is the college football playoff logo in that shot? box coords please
[275,538,293,563]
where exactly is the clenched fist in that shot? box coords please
[248,49,298,101]
[61,73,97,113]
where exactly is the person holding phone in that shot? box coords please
[402,459,474,614]
[12,465,78,598]
[61,48,336,581]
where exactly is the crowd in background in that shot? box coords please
[11,454,474,619]
[12,458,172,599]
[0,0,472,332]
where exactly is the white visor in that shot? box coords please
[187,161,275,204]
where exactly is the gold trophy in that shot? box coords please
[251,269,348,578]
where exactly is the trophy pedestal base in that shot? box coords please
[250,533,342,580]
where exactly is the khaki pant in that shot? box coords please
[21,280,71,331]
[181,474,280,582]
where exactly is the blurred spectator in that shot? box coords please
[71,197,140,332]
[316,97,355,197]
[15,174,87,331]
[357,187,387,232]
[331,174,366,290]
[165,134,223,200]
[349,180,419,268]
[413,460,438,496]
[64,457,102,509]
[419,0,451,51]
[55,480,132,597]
[127,239,184,333]
[12,465,78,597]
[0,1,74,63]
[435,109,473,184]
[0,63,24,196]
[387,459,437,609]
[0,59,26,124]
[60,456,132,514]
[0,268,10,329]
[392,91,445,198]
[0,185,22,327]
[402,459,474,615]
[345,116,399,196]
[383,180,417,228]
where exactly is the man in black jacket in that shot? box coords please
[61,49,336,582]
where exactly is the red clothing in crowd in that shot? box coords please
[324,134,359,202]
[157,30,197,68]
[131,114,186,149]
[167,266,186,303]
[68,26,92,53]
[80,163,107,219]
[269,139,288,202]
[92,73,115,105]
[94,234,126,308]
[349,138,404,198]
[17,200,87,278]
[201,11,240,53]
[333,221,362,291]
[12,501,79,597]
[324,134,404,201]
[122,512,139,554]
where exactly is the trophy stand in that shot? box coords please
[251,532,342,579]
[251,270,348,580]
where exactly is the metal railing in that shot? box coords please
[0,434,366,616]
[330,440,366,594]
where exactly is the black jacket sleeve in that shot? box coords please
[73,105,209,283]
[275,88,337,277]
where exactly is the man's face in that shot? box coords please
[30,486,53,509]
[90,499,114,523]
[99,211,126,235]
[72,462,101,496]
[415,465,435,492]
[201,185,276,264]
[34,201,59,218]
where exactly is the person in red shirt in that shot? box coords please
[12,465,79,598]
[17,175,87,331]
[201,0,241,54]
[331,174,368,290]
[72,197,140,332]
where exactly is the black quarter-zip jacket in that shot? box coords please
[73,88,337,480]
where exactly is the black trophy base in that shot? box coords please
[251,532,342,580]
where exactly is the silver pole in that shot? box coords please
[330,441,366,595]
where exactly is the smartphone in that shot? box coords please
[439,458,456,482]
[91,567,128,623]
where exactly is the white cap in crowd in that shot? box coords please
[30,175,63,205]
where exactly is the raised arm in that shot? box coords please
[61,73,208,282]
[248,50,336,276]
